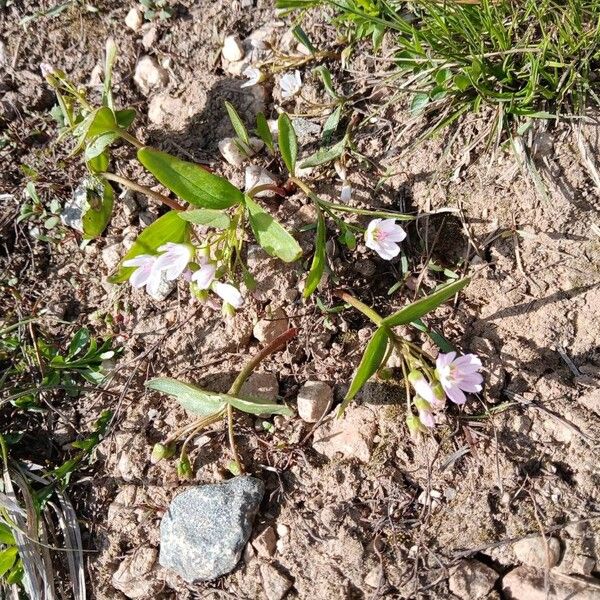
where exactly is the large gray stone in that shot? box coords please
[159,476,264,582]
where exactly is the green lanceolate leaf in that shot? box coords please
[146,378,225,416]
[339,326,389,416]
[292,25,317,54]
[226,395,293,416]
[314,65,338,98]
[255,112,275,153]
[138,146,244,209]
[109,210,189,283]
[245,195,302,263]
[382,277,470,327]
[278,113,297,175]
[300,137,346,168]
[303,206,326,298]
[322,104,342,144]
[146,377,293,417]
[179,208,231,229]
[81,175,114,239]
[224,101,250,146]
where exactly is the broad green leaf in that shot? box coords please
[115,108,136,129]
[303,207,326,298]
[255,112,274,153]
[224,101,249,145]
[0,546,18,578]
[300,137,346,168]
[138,146,243,209]
[226,395,293,416]
[278,113,297,175]
[86,149,109,173]
[84,131,119,161]
[81,176,114,239]
[339,326,389,416]
[382,278,470,327]
[109,210,189,283]
[179,208,231,229]
[245,195,302,263]
[87,106,117,138]
[146,378,225,416]
[6,559,23,585]
[322,105,342,144]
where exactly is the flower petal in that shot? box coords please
[367,238,400,260]
[445,385,467,405]
[213,282,243,309]
[192,263,216,290]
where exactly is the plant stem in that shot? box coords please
[335,290,383,326]
[102,172,185,211]
[225,328,298,473]
[117,128,144,149]
[289,176,414,221]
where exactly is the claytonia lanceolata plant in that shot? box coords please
[335,277,484,434]
[147,328,297,477]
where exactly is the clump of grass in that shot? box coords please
[282,0,600,142]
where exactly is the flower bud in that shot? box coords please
[177,455,193,479]
[413,395,430,411]
[407,370,425,386]
[151,443,174,463]
[406,414,425,437]
[222,302,236,317]
[227,460,242,476]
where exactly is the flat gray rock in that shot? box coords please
[159,476,264,582]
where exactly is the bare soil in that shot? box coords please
[1,1,599,599]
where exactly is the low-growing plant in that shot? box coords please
[279,0,600,145]
[1,322,121,410]
[336,277,483,432]
[41,40,421,307]
[146,329,297,477]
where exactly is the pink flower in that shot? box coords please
[408,371,445,409]
[154,243,193,281]
[364,218,407,260]
[190,259,243,309]
[435,352,483,405]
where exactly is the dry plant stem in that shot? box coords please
[289,177,414,221]
[102,172,186,212]
[225,327,298,473]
